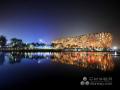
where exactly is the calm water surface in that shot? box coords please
[0,52,120,88]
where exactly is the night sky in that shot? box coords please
[0,0,120,47]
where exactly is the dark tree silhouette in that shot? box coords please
[10,38,24,48]
[0,35,7,47]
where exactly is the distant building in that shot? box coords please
[52,32,112,49]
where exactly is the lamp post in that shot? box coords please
[113,46,117,55]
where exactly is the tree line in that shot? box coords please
[0,35,48,48]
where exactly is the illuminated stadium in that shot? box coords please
[52,32,112,50]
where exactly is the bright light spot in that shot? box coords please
[39,39,43,43]
[113,46,117,50]
[115,51,117,56]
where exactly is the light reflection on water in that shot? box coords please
[52,52,114,71]
[0,52,116,71]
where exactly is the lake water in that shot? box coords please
[0,52,120,89]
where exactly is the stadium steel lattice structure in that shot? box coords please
[52,32,112,50]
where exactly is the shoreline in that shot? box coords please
[0,48,119,52]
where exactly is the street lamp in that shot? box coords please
[113,46,118,56]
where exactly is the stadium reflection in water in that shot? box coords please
[0,52,114,71]
[52,52,114,71]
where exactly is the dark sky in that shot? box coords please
[0,0,120,47]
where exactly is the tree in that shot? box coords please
[0,35,7,47]
[10,38,24,48]
[39,43,46,47]
[30,42,46,48]
[50,43,55,47]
